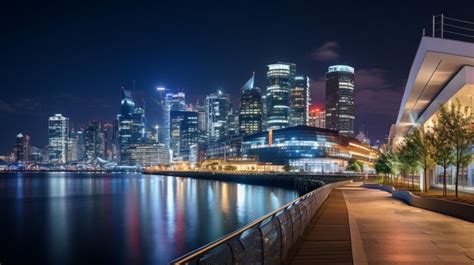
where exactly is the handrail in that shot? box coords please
[171,180,352,264]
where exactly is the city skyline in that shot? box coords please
[1,1,473,153]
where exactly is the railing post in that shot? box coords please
[432,15,435,37]
[441,13,444,38]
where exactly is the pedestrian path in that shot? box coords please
[342,183,474,265]
[286,189,352,265]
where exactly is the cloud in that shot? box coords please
[0,99,14,113]
[355,68,403,115]
[310,41,340,62]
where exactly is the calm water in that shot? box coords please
[0,172,298,264]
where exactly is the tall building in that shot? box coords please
[290,75,311,126]
[239,74,263,136]
[102,123,114,160]
[162,92,186,148]
[194,101,207,132]
[48,114,69,164]
[15,133,30,163]
[67,129,78,162]
[85,121,105,161]
[117,88,147,162]
[170,111,199,160]
[266,62,296,130]
[76,129,86,161]
[325,65,355,136]
[308,107,326,128]
[205,90,230,142]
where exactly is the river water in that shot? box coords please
[0,172,298,264]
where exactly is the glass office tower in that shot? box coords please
[325,65,355,136]
[266,62,296,130]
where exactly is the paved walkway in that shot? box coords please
[287,189,352,265]
[342,183,474,265]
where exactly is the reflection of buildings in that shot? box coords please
[325,65,355,136]
[242,126,377,173]
[48,114,69,164]
[389,35,474,191]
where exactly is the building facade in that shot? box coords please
[205,90,230,142]
[266,62,295,130]
[290,75,311,126]
[389,36,474,192]
[15,133,30,163]
[325,65,355,136]
[242,126,376,173]
[121,143,170,167]
[162,92,186,148]
[308,107,326,128]
[48,114,69,164]
[170,111,199,160]
[239,74,263,136]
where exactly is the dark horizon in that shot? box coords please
[1,1,473,153]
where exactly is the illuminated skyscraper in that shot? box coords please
[162,92,186,148]
[48,114,69,164]
[205,90,230,142]
[170,111,199,160]
[16,133,30,163]
[85,121,105,161]
[239,74,263,135]
[266,62,296,130]
[290,75,311,126]
[325,65,355,136]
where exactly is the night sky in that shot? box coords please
[1,1,472,153]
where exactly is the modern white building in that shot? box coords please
[389,36,474,192]
[48,114,69,164]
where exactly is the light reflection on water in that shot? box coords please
[0,172,298,264]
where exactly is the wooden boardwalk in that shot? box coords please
[286,189,353,265]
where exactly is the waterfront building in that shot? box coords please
[290,75,311,126]
[205,90,230,142]
[15,133,30,163]
[239,74,263,136]
[170,111,199,160]
[48,114,69,164]
[189,143,207,168]
[227,108,240,137]
[121,143,170,167]
[266,62,296,130]
[325,65,355,136]
[102,123,114,160]
[206,136,243,161]
[308,107,326,128]
[389,35,474,192]
[29,146,43,162]
[242,126,377,173]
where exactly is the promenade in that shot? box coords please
[289,183,474,265]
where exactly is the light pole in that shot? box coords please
[155,125,159,143]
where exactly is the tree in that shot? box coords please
[410,127,436,192]
[397,138,419,189]
[346,158,363,172]
[283,165,293,172]
[375,153,391,181]
[432,105,455,197]
[443,99,474,198]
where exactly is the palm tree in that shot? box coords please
[442,99,474,198]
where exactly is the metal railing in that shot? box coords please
[425,14,474,42]
[171,180,352,264]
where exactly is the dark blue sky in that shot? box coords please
[1,1,472,152]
